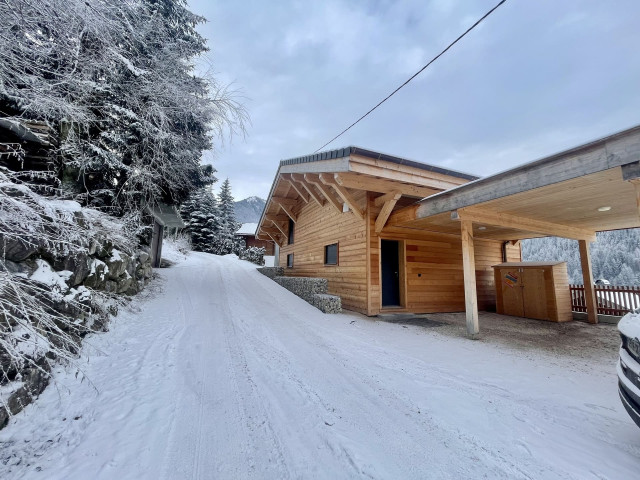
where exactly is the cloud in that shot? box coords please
[189,0,640,200]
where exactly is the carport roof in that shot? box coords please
[387,124,640,241]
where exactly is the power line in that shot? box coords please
[314,0,509,153]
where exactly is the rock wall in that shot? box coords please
[0,223,153,429]
[257,268,342,314]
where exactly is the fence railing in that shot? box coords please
[570,284,640,316]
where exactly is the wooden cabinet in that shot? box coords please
[493,262,572,322]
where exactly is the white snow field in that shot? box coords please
[1,252,639,479]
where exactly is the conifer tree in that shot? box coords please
[181,187,220,253]
[212,179,241,255]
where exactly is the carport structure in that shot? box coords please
[387,124,640,337]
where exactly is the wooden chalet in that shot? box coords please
[257,125,640,337]
[236,223,275,255]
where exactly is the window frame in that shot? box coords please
[288,218,295,245]
[324,243,339,266]
[287,253,294,268]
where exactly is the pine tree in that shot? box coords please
[212,179,241,255]
[181,188,220,252]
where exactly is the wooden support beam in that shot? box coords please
[280,174,309,203]
[349,161,463,191]
[277,203,298,223]
[579,239,598,324]
[454,207,597,242]
[260,226,282,235]
[461,219,479,338]
[264,213,288,223]
[304,173,343,213]
[270,220,288,237]
[271,196,298,207]
[265,231,284,247]
[374,190,402,207]
[630,179,640,220]
[319,173,365,220]
[334,173,439,198]
[375,192,402,233]
[290,173,325,206]
[386,204,420,227]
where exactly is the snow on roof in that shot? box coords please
[236,223,258,236]
[145,203,185,228]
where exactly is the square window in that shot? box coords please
[324,243,338,265]
[287,253,294,268]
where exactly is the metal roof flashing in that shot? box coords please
[278,146,478,181]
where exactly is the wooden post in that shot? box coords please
[578,239,598,324]
[461,219,479,338]
[631,179,640,219]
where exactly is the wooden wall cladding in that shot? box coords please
[367,193,520,316]
[279,190,368,313]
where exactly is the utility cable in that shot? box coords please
[314,0,508,153]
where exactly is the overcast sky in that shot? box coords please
[188,0,640,201]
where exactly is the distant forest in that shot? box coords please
[521,228,640,286]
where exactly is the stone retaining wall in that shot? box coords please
[1,225,153,429]
[257,268,342,314]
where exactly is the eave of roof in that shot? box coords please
[146,203,185,228]
[280,146,478,181]
[414,123,640,220]
[257,145,476,231]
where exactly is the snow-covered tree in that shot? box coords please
[0,0,247,213]
[181,188,220,253]
[212,179,242,255]
[522,228,640,285]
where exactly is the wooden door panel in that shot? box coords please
[522,268,548,320]
[499,268,524,317]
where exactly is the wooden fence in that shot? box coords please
[570,284,640,316]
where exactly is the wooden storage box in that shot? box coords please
[493,262,572,322]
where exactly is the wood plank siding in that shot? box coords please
[366,193,521,316]
[279,190,368,313]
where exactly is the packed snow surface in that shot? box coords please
[1,253,639,479]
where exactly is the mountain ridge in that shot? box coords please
[234,196,266,224]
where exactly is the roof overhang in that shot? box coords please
[146,203,185,229]
[388,124,640,241]
[257,147,476,245]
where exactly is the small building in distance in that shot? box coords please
[236,223,275,255]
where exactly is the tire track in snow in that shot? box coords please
[158,261,222,480]
[214,261,292,479]
[218,261,562,479]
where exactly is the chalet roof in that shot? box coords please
[280,146,478,181]
[146,203,185,228]
[236,223,258,236]
[256,145,477,245]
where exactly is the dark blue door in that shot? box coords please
[381,240,400,306]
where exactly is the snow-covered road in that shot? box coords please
[1,252,639,479]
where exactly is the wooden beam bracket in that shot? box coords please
[304,173,343,213]
[454,207,597,242]
[280,174,309,203]
[290,173,325,206]
[374,192,402,233]
[319,173,365,220]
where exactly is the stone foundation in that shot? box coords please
[257,269,342,314]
